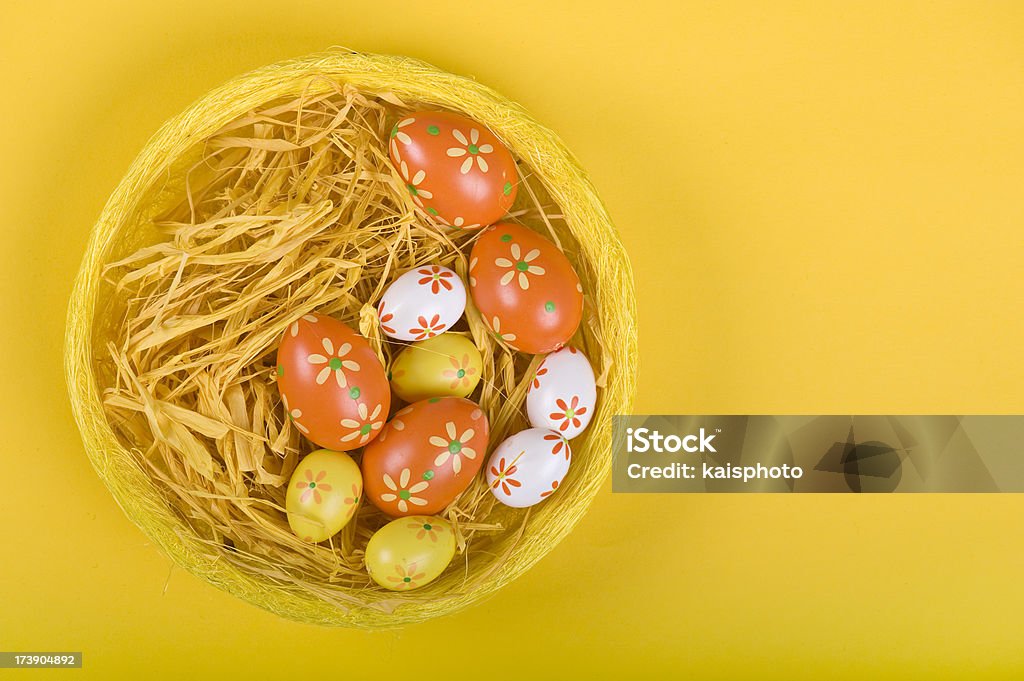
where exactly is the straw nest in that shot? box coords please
[64,50,637,627]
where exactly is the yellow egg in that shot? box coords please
[285,449,362,542]
[365,515,456,591]
[389,333,483,402]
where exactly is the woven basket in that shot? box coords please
[64,50,637,627]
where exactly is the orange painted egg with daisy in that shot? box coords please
[365,515,456,591]
[389,111,518,229]
[377,265,466,342]
[276,314,390,451]
[526,345,597,439]
[361,397,489,517]
[390,333,483,402]
[486,427,571,508]
[469,223,584,354]
[285,449,363,543]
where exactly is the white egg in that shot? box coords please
[486,427,571,508]
[377,265,467,342]
[526,346,596,439]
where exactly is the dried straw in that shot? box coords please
[64,50,637,628]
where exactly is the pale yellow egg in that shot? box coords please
[365,515,456,591]
[285,449,362,542]
[390,333,482,402]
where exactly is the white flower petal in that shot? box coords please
[470,128,479,144]
[308,354,328,365]
[316,367,331,384]
[477,156,489,173]
[399,468,410,488]
[500,271,515,286]
[447,147,466,157]
[452,129,468,145]
[460,157,473,174]
[478,144,493,153]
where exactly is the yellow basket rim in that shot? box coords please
[64,49,638,627]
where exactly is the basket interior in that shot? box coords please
[69,52,634,627]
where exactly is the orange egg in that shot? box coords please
[276,314,391,451]
[361,397,489,517]
[468,223,584,354]
[388,111,518,229]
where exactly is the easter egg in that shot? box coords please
[365,515,456,591]
[362,397,489,517]
[485,427,571,508]
[526,346,597,439]
[377,265,467,342]
[468,223,584,354]
[285,449,363,543]
[390,333,483,402]
[276,314,390,451]
[388,111,518,229]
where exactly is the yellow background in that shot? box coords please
[2,1,1022,678]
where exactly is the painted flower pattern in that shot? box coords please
[377,301,396,335]
[387,562,427,590]
[281,394,310,434]
[295,469,332,505]
[442,354,477,390]
[489,315,517,344]
[391,146,433,208]
[417,266,455,294]
[390,117,415,147]
[446,127,494,174]
[409,314,446,340]
[468,256,478,287]
[531,365,549,391]
[540,479,560,499]
[380,468,430,513]
[550,396,587,432]
[307,337,361,388]
[544,432,570,460]
[289,314,319,337]
[495,242,545,290]
[490,456,522,497]
[340,402,384,445]
[429,421,477,474]
[408,520,444,543]
[344,483,360,507]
